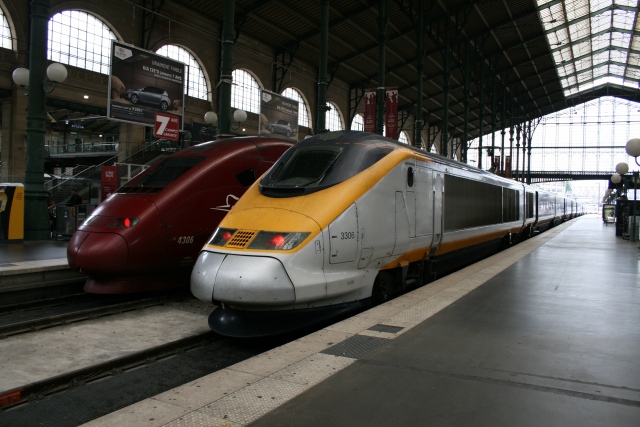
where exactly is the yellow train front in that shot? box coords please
[192,131,539,337]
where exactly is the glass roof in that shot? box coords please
[536,0,640,97]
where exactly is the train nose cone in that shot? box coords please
[191,252,295,306]
[67,231,128,274]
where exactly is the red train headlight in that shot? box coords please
[208,228,237,246]
[248,231,310,250]
[108,217,139,228]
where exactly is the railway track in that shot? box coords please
[0,330,221,411]
[0,290,189,339]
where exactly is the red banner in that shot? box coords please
[504,155,511,178]
[385,87,398,140]
[364,88,376,133]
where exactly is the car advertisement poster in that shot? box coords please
[108,40,185,129]
[259,90,298,141]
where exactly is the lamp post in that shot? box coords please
[203,109,247,138]
[11,0,68,240]
[626,138,640,242]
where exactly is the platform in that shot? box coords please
[0,239,83,297]
[73,215,639,427]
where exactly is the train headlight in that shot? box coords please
[208,228,237,246]
[108,217,139,228]
[247,231,310,250]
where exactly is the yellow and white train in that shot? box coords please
[191,131,582,337]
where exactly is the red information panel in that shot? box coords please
[101,166,119,203]
[154,112,180,140]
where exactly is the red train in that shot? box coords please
[67,136,294,293]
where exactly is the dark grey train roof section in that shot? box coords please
[174,0,639,140]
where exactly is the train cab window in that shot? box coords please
[268,146,343,187]
[260,133,392,197]
[236,169,256,187]
[134,157,204,188]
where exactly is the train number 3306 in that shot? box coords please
[177,236,194,244]
[340,231,355,240]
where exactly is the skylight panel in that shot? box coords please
[612,32,632,48]
[538,0,640,96]
[610,64,626,75]
[572,40,592,55]
[567,1,590,20]
[610,49,629,62]
[591,0,614,11]
[593,50,611,65]
[591,10,613,33]
[612,8,636,28]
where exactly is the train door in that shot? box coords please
[392,161,416,256]
[431,172,444,252]
[405,161,416,238]
[393,192,410,256]
[415,166,432,237]
[328,203,358,264]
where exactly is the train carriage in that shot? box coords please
[191,131,580,337]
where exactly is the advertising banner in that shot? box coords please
[385,87,399,140]
[364,88,376,133]
[259,90,298,141]
[108,41,185,129]
[153,112,180,141]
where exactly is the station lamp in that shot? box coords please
[204,109,247,137]
[625,138,640,242]
[11,60,68,240]
[12,62,68,95]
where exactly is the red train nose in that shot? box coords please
[68,230,129,274]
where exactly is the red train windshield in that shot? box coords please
[124,157,205,190]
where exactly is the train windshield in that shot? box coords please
[260,133,393,196]
[128,157,205,189]
[268,147,343,187]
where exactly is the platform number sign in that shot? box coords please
[154,112,180,140]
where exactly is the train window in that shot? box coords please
[407,167,414,187]
[236,169,256,187]
[134,157,205,188]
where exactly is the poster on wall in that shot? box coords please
[108,40,185,129]
[385,87,398,139]
[364,88,376,133]
[259,90,299,141]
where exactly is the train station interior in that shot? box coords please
[1,1,639,426]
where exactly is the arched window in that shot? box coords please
[48,10,116,74]
[156,45,208,100]
[351,114,364,131]
[326,102,344,131]
[398,131,410,144]
[232,69,260,114]
[0,6,12,49]
[281,88,310,128]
